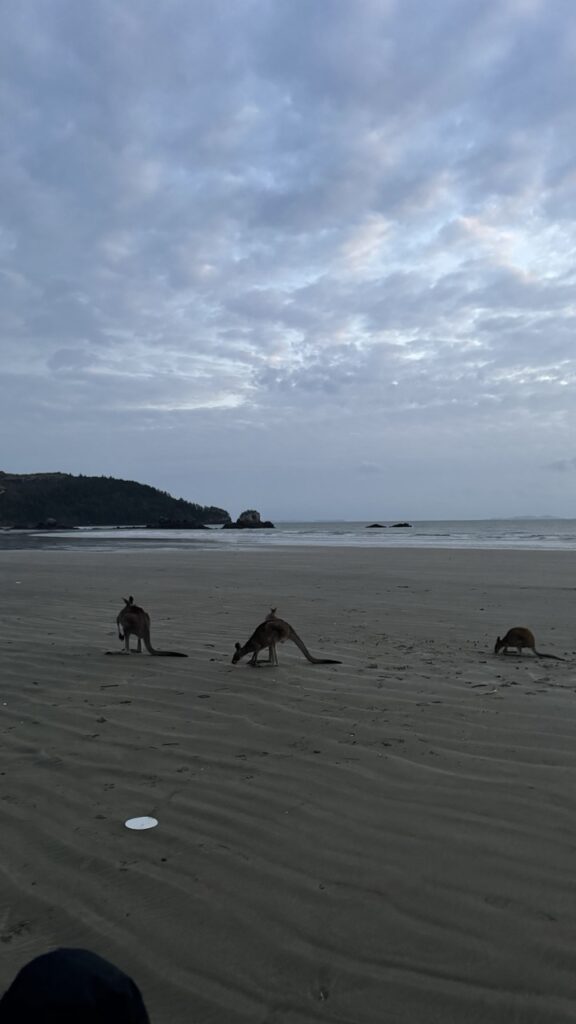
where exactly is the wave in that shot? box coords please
[3,520,576,553]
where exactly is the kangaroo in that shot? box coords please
[107,596,187,657]
[232,611,341,666]
[494,627,564,660]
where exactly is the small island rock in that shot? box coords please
[223,509,275,529]
[34,518,72,531]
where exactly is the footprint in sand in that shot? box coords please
[484,893,556,921]
[0,916,31,944]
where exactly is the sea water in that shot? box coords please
[2,519,576,552]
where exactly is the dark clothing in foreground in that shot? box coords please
[0,947,150,1023]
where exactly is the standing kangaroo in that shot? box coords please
[108,596,187,657]
[494,627,564,660]
[232,609,341,666]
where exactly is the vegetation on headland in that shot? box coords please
[0,472,231,529]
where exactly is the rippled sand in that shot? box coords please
[1,548,576,1022]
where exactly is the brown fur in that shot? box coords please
[494,627,564,660]
[232,610,341,667]
[108,596,187,657]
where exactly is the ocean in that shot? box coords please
[2,519,576,552]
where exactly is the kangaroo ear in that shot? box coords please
[496,636,501,643]
[235,642,241,651]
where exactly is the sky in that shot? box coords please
[1,0,576,520]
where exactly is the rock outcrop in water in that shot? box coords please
[366,521,412,529]
[223,509,275,529]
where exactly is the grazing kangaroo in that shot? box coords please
[107,596,187,657]
[494,627,564,660]
[232,610,341,666]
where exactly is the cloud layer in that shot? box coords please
[1,0,576,517]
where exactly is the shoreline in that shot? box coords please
[3,517,576,556]
[3,534,576,555]
[1,547,576,1022]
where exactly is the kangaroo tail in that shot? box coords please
[142,626,155,655]
[150,650,188,658]
[536,651,565,661]
[290,631,341,664]
[143,624,187,656]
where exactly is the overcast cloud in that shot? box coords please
[1,0,576,519]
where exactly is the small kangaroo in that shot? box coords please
[232,609,341,667]
[107,596,188,657]
[494,627,564,660]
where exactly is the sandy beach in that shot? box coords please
[1,546,576,1023]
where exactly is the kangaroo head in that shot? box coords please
[232,641,243,664]
[266,607,277,620]
[123,596,135,607]
[494,636,502,653]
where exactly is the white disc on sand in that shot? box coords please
[125,816,158,830]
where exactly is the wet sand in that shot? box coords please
[1,547,576,1023]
